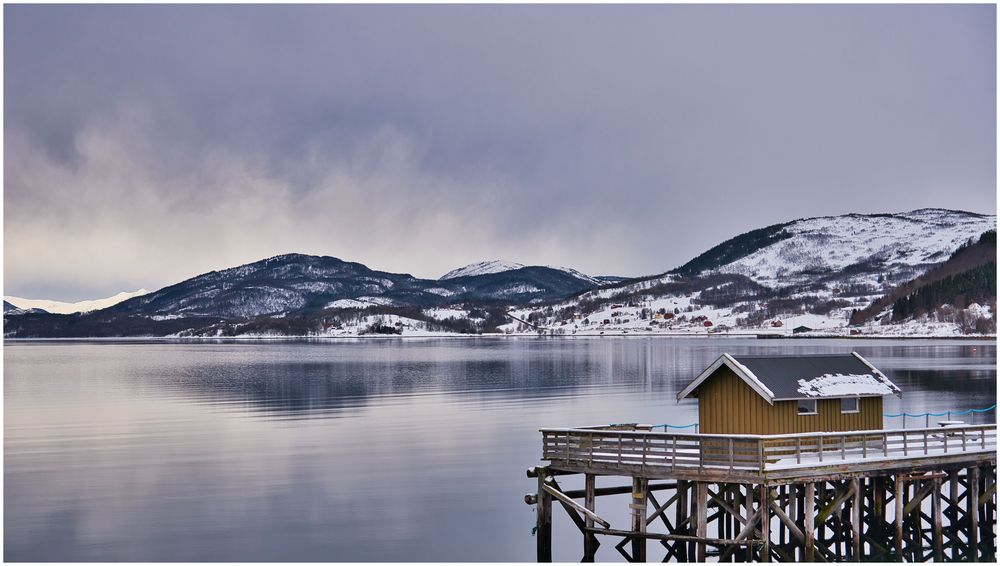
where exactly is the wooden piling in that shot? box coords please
[970,465,980,562]
[631,477,647,562]
[804,482,816,562]
[933,476,944,561]
[759,484,770,562]
[536,470,552,562]
[695,482,708,562]
[584,474,597,562]
[676,480,688,562]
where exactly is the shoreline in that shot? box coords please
[5,333,997,342]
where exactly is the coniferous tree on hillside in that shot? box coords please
[891,262,996,321]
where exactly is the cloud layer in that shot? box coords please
[5,5,996,300]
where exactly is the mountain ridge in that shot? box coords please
[4,208,995,338]
[4,289,150,314]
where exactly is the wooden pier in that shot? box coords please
[525,423,997,562]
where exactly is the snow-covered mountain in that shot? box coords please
[502,209,996,337]
[4,254,604,337]
[4,289,150,315]
[694,208,995,290]
[441,260,526,279]
[441,259,602,285]
[6,208,994,338]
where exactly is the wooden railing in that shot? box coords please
[540,424,996,475]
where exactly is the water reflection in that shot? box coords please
[4,338,995,561]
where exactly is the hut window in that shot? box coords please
[841,397,859,413]
[797,399,817,415]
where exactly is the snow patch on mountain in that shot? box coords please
[719,209,995,287]
[440,260,526,279]
[5,289,150,314]
[440,259,602,285]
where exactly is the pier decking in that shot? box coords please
[527,424,997,562]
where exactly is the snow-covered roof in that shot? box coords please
[677,352,901,404]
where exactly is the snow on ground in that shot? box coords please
[320,314,462,337]
[423,287,457,297]
[423,307,471,320]
[325,296,397,309]
[4,289,150,314]
[497,291,994,338]
[150,313,185,321]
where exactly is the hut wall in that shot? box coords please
[696,367,884,435]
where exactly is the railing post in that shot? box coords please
[729,437,734,472]
[796,437,802,464]
[841,434,846,460]
[589,431,595,466]
[903,431,908,456]
[818,436,824,462]
[617,433,623,466]
[883,432,888,457]
[671,435,677,471]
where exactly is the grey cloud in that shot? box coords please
[4,4,996,300]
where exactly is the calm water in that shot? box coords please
[4,338,996,561]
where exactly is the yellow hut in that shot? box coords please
[676,352,901,435]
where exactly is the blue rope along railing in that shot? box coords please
[654,423,698,430]
[883,403,996,419]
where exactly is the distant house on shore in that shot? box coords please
[676,352,901,434]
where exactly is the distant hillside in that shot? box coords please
[501,209,996,337]
[673,222,793,277]
[5,289,149,314]
[6,208,995,338]
[440,260,526,279]
[440,259,601,285]
[4,254,602,338]
[850,230,996,326]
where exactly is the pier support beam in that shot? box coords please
[583,474,597,562]
[694,482,708,562]
[969,465,980,561]
[759,484,771,562]
[851,478,861,561]
[536,470,552,562]
[933,476,944,562]
[631,477,647,562]
[804,482,816,562]
[529,461,996,563]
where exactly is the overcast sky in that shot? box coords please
[5,4,996,301]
